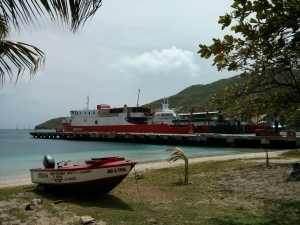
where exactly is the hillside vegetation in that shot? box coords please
[35,75,243,129]
[146,75,245,112]
[35,117,65,130]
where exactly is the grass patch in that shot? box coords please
[1,159,300,224]
[278,149,300,158]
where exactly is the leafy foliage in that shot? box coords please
[286,111,300,131]
[0,0,102,88]
[198,0,300,119]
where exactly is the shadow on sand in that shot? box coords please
[30,186,133,211]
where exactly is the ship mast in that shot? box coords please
[136,89,140,107]
[86,94,90,110]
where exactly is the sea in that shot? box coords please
[0,129,262,182]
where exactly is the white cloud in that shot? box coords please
[109,46,200,77]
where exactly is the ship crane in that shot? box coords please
[173,106,183,113]
[188,106,210,134]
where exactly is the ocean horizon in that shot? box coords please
[0,129,263,182]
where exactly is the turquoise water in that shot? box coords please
[0,129,260,181]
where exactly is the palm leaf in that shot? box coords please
[0,0,103,33]
[0,40,45,87]
[166,147,188,162]
[0,16,9,39]
[0,0,102,87]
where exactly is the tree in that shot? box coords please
[0,0,102,88]
[285,111,300,130]
[198,0,300,120]
[166,147,189,185]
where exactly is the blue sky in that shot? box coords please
[0,0,236,129]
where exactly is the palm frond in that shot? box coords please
[0,0,103,33]
[166,147,188,162]
[0,40,45,87]
[0,0,102,87]
[0,16,9,39]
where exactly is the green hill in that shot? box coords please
[145,75,245,112]
[35,117,65,130]
[35,75,243,129]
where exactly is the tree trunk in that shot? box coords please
[265,149,269,167]
[184,159,189,184]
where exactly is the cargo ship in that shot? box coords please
[62,95,195,134]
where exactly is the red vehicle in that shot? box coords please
[244,121,281,136]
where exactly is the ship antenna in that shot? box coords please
[137,89,140,107]
[86,94,90,110]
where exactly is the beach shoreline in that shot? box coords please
[0,150,296,188]
[134,149,295,171]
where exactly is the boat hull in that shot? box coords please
[62,123,195,134]
[30,157,136,193]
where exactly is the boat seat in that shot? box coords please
[85,157,124,165]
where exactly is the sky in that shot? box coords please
[0,0,236,129]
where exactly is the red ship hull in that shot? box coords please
[62,123,195,134]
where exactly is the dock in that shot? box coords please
[29,131,300,149]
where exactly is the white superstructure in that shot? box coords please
[153,98,178,125]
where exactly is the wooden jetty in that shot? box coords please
[29,131,300,149]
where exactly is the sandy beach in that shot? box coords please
[0,150,295,188]
[1,149,299,224]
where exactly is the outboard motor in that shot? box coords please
[43,154,55,168]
